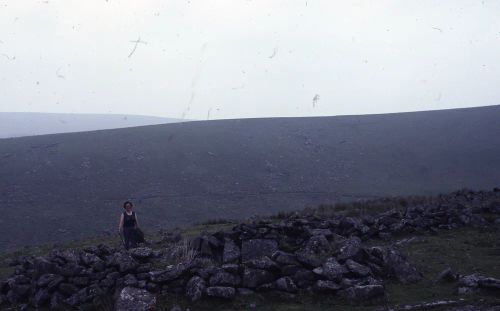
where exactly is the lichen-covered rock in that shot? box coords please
[336,237,362,262]
[223,239,241,264]
[313,257,348,281]
[186,276,206,302]
[209,271,241,287]
[206,286,235,299]
[149,263,187,283]
[130,247,153,260]
[115,287,156,311]
[241,239,278,262]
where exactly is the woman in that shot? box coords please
[118,201,140,250]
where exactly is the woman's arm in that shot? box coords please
[135,213,139,228]
[118,214,124,233]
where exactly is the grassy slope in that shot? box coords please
[1,105,500,250]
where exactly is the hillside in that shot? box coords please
[0,105,499,250]
[0,112,185,138]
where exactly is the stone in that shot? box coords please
[37,273,58,287]
[297,235,332,259]
[47,276,64,291]
[272,251,299,266]
[314,280,341,293]
[206,286,236,299]
[124,274,138,287]
[478,277,500,289]
[221,264,239,274]
[130,247,153,260]
[71,276,90,287]
[339,284,384,301]
[115,287,156,311]
[237,288,255,296]
[58,283,79,296]
[275,277,298,293]
[241,239,278,262]
[433,267,457,283]
[383,248,421,283]
[336,236,362,262]
[80,252,103,267]
[186,276,206,302]
[245,256,280,272]
[345,259,371,277]
[32,288,50,307]
[314,257,348,281]
[33,257,57,278]
[223,239,241,264]
[149,263,187,283]
[242,268,275,289]
[49,292,65,309]
[292,269,317,288]
[210,271,241,287]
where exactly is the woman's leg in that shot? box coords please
[123,228,132,250]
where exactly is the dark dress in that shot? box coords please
[122,211,137,250]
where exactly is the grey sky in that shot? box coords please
[0,0,499,120]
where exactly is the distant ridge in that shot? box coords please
[0,105,499,250]
[0,112,186,138]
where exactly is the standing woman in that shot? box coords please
[118,201,139,250]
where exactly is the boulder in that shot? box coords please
[149,263,188,283]
[336,236,362,262]
[115,287,156,311]
[241,239,278,262]
[383,248,421,283]
[37,273,59,287]
[313,257,348,281]
[272,251,299,266]
[275,277,298,293]
[314,280,341,293]
[186,276,206,302]
[297,235,332,260]
[245,256,280,272]
[130,247,153,260]
[223,239,241,264]
[206,286,236,299]
[33,257,57,278]
[32,288,50,307]
[209,271,241,287]
[345,259,371,277]
[433,267,457,283]
[242,268,275,288]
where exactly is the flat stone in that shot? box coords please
[115,287,156,311]
[241,239,278,262]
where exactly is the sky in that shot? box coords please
[0,0,499,120]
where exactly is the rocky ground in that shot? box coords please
[0,188,499,310]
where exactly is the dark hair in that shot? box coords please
[123,201,133,209]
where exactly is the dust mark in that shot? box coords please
[268,47,278,59]
[56,67,65,79]
[207,108,212,120]
[432,27,443,32]
[436,92,442,101]
[312,94,320,108]
[182,42,208,119]
[128,37,147,58]
[231,84,245,90]
[1,53,15,61]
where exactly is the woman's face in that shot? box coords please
[125,203,133,212]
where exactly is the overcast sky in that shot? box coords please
[0,0,499,120]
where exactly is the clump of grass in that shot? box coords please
[195,218,234,226]
[163,239,198,266]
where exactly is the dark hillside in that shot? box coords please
[0,105,499,249]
